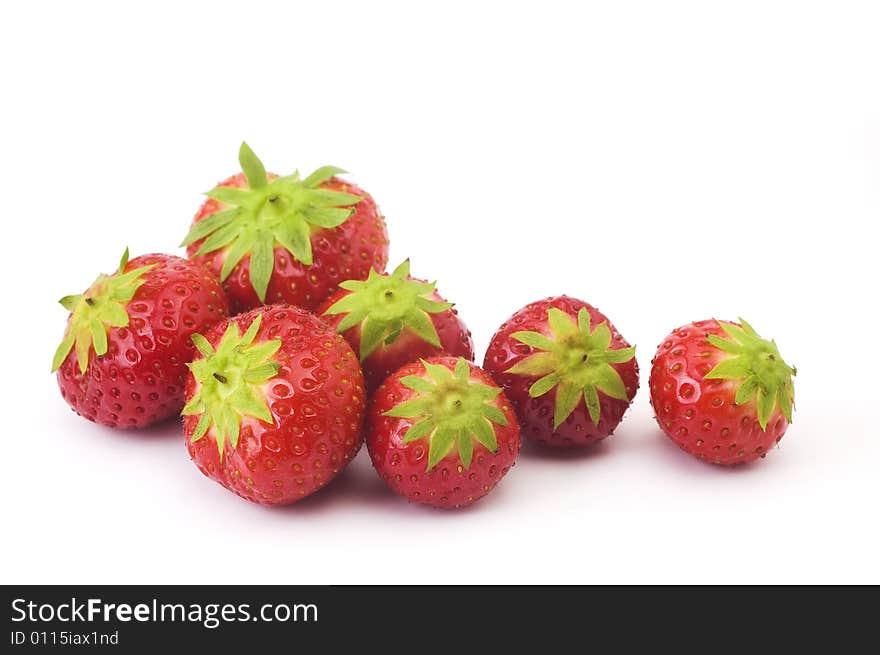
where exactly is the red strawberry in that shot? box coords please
[182,142,389,314]
[366,356,520,509]
[649,318,796,465]
[52,249,228,428]
[182,304,365,505]
[483,296,638,448]
[317,260,474,393]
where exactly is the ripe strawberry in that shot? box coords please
[649,318,796,465]
[317,260,474,393]
[52,249,228,428]
[182,142,389,314]
[182,304,365,505]
[483,296,638,448]
[366,357,520,509]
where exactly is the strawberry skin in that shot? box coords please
[182,304,365,505]
[367,357,520,509]
[53,252,228,428]
[184,144,389,314]
[483,296,638,448]
[317,261,474,393]
[649,318,796,465]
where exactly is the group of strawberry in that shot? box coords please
[53,144,797,509]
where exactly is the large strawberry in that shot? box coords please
[182,143,389,314]
[52,249,228,428]
[483,296,638,448]
[366,356,520,509]
[317,260,474,393]
[182,304,365,505]
[649,318,796,465]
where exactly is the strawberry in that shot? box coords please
[317,260,474,393]
[366,356,520,509]
[182,142,389,314]
[182,304,365,505]
[52,249,228,428]
[649,318,796,465]
[483,296,638,448]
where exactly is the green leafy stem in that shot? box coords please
[506,307,635,428]
[181,142,362,302]
[383,358,508,471]
[52,248,155,374]
[705,318,796,430]
[322,260,452,360]
[182,314,281,459]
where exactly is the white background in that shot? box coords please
[1,1,878,584]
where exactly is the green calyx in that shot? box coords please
[180,142,362,302]
[705,318,796,430]
[51,248,155,374]
[181,314,281,459]
[383,358,508,471]
[505,307,636,429]
[323,260,452,360]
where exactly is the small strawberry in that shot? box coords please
[182,142,389,314]
[52,249,228,428]
[366,357,520,509]
[649,318,796,465]
[317,260,474,393]
[182,305,365,505]
[483,296,638,448]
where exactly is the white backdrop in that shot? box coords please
[1,1,877,584]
